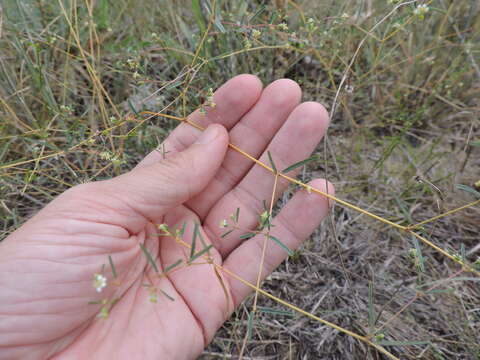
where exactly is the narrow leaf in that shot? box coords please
[190,223,199,260]
[234,207,240,223]
[267,151,277,174]
[269,235,293,256]
[189,244,214,262]
[221,229,234,238]
[160,289,175,301]
[139,243,159,273]
[469,140,480,147]
[108,255,117,278]
[164,259,183,273]
[178,222,187,237]
[239,232,256,240]
[456,184,480,198]
[282,154,320,173]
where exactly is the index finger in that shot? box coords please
[138,74,263,167]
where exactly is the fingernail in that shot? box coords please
[195,125,219,144]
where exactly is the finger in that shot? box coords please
[159,209,233,344]
[90,124,228,234]
[138,74,263,168]
[204,101,329,257]
[223,179,334,307]
[186,79,302,218]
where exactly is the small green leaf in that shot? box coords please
[234,207,240,223]
[267,151,277,174]
[239,232,256,240]
[164,259,183,273]
[269,235,293,256]
[190,223,199,260]
[189,244,214,262]
[139,243,159,273]
[469,140,480,147]
[178,222,187,237]
[456,184,480,198]
[282,154,320,173]
[108,255,117,278]
[160,289,175,301]
[221,229,234,238]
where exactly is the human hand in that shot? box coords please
[0,75,333,360]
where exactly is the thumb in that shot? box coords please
[106,124,228,224]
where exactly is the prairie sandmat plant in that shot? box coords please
[1,0,480,359]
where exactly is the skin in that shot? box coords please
[0,75,333,360]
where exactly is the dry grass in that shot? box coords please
[1,0,480,359]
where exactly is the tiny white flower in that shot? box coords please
[413,4,429,17]
[149,290,158,303]
[252,29,261,38]
[219,219,228,228]
[93,273,107,293]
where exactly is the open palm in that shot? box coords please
[0,75,332,360]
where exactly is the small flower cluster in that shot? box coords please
[93,273,107,293]
[99,151,125,166]
[199,88,216,115]
[413,4,429,20]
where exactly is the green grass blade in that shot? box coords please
[456,184,480,198]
